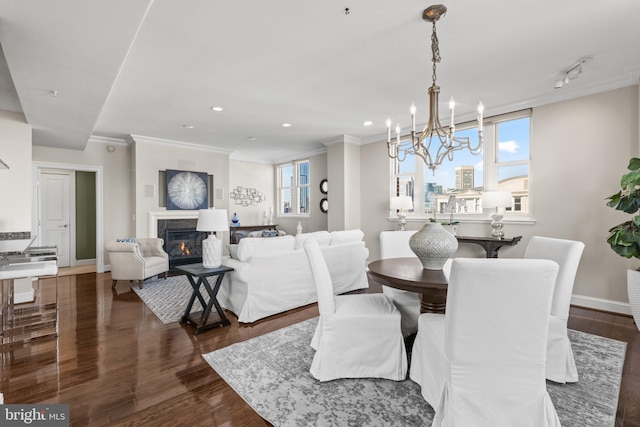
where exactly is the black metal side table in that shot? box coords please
[176,263,234,334]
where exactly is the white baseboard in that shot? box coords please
[75,259,96,266]
[571,293,631,316]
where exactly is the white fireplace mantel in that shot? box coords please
[149,211,199,237]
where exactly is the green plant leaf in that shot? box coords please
[629,157,640,171]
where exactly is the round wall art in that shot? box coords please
[166,169,209,210]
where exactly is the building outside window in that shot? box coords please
[277,160,310,215]
[392,110,530,220]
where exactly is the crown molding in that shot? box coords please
[128,134,233,155]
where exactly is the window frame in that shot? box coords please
[277,159,311,217]
[390,109,533,224]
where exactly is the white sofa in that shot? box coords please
[218,229,370,323]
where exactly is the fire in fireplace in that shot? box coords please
[164,228,206,268]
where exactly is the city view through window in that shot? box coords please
[394,115,530,219]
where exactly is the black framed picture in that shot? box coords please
[166,169,208,210]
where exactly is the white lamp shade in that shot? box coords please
[390,195,413,210]
[482,191,512,209]
[196,209,229,233]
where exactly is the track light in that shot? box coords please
[554,58,591,89]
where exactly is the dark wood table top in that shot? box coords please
[367,257,448,294]
[176,263,234,277]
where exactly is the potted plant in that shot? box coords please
[606,157,640,330]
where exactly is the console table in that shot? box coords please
[229,224,278,244]
[455,235,522,258]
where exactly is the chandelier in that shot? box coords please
[386,4,484,173]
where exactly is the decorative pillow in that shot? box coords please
[330,229,364,245]
[226,244,239,259]
[116,238,136,243]
[262,229,279,238]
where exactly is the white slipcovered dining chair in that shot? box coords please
[106,238,169,289]
[524,235,585,383]
[410,258,561,427]
[379,230,421,336]
[303,238,407,382]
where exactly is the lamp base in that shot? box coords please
[202,234,222,268]
[490,209,505,240]
[397,212,407,231]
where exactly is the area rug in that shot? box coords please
[203,317,626,427]
[130,275,201,324]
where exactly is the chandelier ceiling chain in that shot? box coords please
[386,4,485,173]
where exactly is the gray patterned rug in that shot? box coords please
[131,275,201,324]
[203,317,626,427]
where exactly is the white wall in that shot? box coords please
[229,159,274,227]
[270,153,328,236]
[0,110,32,231]
[131,136,231,238]
[359,85,640,312]
[326,137,361,232]
[32,138,132,267]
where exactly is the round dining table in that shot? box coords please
[367,257,449,314]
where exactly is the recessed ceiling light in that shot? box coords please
[282,123,292,127]
[363,120,373,126]
[211,106,224,112]
[247,137,257,141]
[182,124,194,129]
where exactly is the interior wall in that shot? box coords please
[0,110,32,232]
[359,84,640,310]
[131,137,231,238]
[32,139,129,267]
[275,153,328,236]
[531,86,638,304]
[229,159,274,228]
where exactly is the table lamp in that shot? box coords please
[390,196,413,231]
[196,208,229,268]
[482,191,512,239]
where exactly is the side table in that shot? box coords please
[176,263,234,334]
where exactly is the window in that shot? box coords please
[392,110,530,220]
[277,160,310,215]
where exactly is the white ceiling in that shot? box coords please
[1,0,639,163]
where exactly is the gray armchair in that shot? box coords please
[105,238,169,289]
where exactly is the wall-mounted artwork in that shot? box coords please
[166,169,208,210]
[230,186,266,206]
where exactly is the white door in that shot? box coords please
[39,170,72,267]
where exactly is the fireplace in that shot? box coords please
[164,228,207,268]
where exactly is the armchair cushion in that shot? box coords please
[106,238,169,288]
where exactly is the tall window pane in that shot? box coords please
[281,188,292,213]
[497,117,530,162]
[424,127,484,216]
[277,160,310,216]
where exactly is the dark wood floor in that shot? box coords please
[1,272,639,427]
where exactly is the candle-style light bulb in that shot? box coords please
[410,103,416,132]
[477,101,484,129]
[449,97,455,128]
[386,118,391,143]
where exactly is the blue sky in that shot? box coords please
[399,117,530,191]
